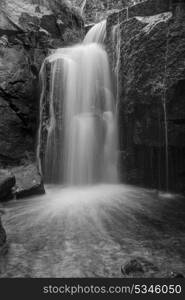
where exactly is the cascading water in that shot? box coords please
[84,20,107,44]
[39,20,118,185]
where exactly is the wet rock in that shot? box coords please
[0,170,15,201]
[12,164,45,199]
[107,0,185,192]
[129,0,171,18]
[121,257,158,276]
[84,23,95,33]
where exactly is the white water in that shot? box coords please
[39,20,118,185]
[84,20,106,44]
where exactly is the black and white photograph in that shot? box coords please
[0,0,185,292]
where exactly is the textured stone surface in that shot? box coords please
[121,257,158,276]
[106,0,185,192]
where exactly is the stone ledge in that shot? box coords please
[12,163,45,199]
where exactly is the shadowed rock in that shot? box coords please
[0,170,15,201]
[121,257,158,276]
[170,272,184,278]
[106,0,185,192]
[0,0,84,169]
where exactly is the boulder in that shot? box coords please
[121,257,158,276]
[0,169,15,201]
[121,259,144,275]
[12,164,45,199]
[106,0,185,192]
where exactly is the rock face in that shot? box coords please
[71,0,141,23]
[0,0,84,195]
[106,0,185,192]
[0,170,15,201]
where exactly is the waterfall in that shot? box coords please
[38,20,118,185]
[84,20,107,44]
